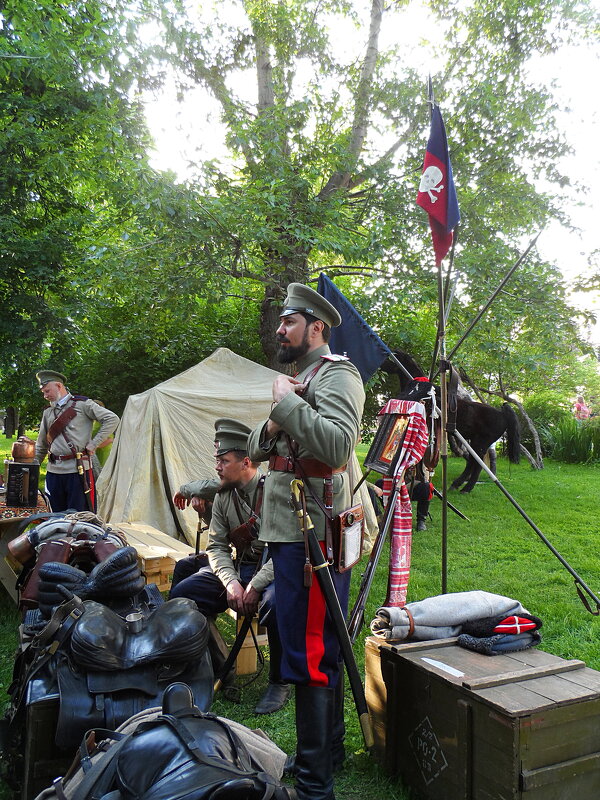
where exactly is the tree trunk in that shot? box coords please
[258,255,309,370]
[259,283,286,370]
[513,400,544,469]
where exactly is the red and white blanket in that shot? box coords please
[379,399,429,607]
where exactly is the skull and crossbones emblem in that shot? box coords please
[419,166,444,203]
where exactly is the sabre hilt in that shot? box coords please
[290,478,315,587]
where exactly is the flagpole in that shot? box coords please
[436,257,449,594]
[429,224,459,382]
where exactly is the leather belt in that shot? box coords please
[268,455,346,478]
[48,453,77,463]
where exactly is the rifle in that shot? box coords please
[347,478,401,644]
[290,479,374,752]
[213,545,269,693]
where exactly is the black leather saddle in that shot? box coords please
[10,595,214,750]
[64,683,295,800]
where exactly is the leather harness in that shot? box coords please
[267,357,348,564]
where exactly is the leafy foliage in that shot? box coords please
[1,0,599,422]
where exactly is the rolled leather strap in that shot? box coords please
[268,455,346,478]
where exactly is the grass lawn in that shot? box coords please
[1,448,599,799]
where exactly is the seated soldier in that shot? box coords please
[170,418,291,715]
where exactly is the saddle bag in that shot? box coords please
[17,525,131,614]
[34,683,295,800]
[9,596,214,750]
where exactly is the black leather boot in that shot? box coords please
[294,685,335,800]
[255,626,291,714]
[416,499,429,531]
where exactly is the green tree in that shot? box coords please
[141,0,597,371]
[0,0,169,420]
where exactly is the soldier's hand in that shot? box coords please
[190,496,209,516]
[242,585,260,617]
[173,492,190,510]
[226,580,246,615]
[85,441,97,456]
[272,375,304,403]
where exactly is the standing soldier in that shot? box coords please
[248,283,365,800]
[35,371,119,512]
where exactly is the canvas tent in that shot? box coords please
[98,347,377,546]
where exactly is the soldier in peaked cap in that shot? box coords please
[34,370,119,512]
[171,417,290,715]
[247,282,365,800]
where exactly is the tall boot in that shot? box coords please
[331,676,345,772]
[254,629,291,714]
[416,499,429,532]
[294,685,335,800]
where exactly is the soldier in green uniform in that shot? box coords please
[170,418,291,715]
[35,370,119,512]
[248,283,365,800]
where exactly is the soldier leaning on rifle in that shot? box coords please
[35,370,119,513]
[247,283,365,800]
[170,418,291,715]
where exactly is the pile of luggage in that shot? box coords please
[1,512,293,800]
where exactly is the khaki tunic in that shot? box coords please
[247,344,365,543]
[206,471,274,593]
[35,395,120,474]
[178,478,220,502]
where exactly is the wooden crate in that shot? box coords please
[137,553,176,593]
[365,636,600,799]
[116,522,194,593]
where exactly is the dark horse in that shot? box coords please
[383,351,521,492]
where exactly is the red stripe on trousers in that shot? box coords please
[305,542,328,686]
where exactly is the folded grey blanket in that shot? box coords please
[370,591,527,642]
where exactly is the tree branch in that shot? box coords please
[347,114,421,191]
[318,0,383,200]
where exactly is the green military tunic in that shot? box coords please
[35,394,120,474]
[178,478,220,503]
[206,471,274,593]
[247,344,365,543]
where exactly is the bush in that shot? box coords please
[522,391,573,456]
[544,416,600,463]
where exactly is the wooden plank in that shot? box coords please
[521,750,600,790]
[0,555,18,602]
[117,522,194,560]
[463,660,585,690]
[388,636,459,653]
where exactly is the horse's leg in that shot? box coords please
[460,451,486,493]
[450,458,471,490]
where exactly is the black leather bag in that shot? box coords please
[37,683,295,800]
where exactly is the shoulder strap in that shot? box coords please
[66,730,128,800]
[47,402,78,446]
[232,476,265,526]
[296,358,328,397]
